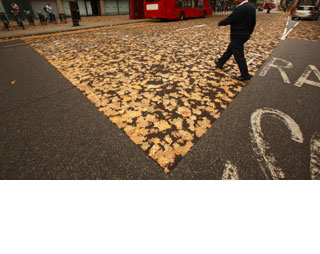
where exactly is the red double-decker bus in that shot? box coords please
[144,0,212,20]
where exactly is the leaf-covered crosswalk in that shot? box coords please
[26,13,286,172]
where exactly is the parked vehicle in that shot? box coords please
[291,5,319,20]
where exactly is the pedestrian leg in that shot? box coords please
[218,42,233,66]
[231,37,250,78]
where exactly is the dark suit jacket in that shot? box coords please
[218,2,256,38]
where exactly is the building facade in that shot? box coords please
[0,0,129,19]
[3,0,316,21]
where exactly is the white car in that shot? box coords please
[291,5,320,20]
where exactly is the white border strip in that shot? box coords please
[281,16,299,40]
[176,24,207,31]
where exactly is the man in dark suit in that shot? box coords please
[215,0,256,81]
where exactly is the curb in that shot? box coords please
[0,19,150,40]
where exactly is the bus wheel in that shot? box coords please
[179,12,185,21]
[202,11,206,18]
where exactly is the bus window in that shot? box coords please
[178,0,186,8]
[199,0,203,9]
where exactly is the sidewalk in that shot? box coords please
[0,15,149,40]
[0,10,279,40]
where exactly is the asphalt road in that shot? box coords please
[173,38,320,179]
[0,14,319,179]
[0,40,163,179]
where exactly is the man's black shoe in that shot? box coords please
[214,60,223,69]
[234,75,251,82]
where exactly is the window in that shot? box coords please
[178,0,186,8]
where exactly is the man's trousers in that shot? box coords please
[218,36,250,78]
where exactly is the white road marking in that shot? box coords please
[176,24,206,31]
[281,17,299,40]
[281,17,289,40]
[247,52,266,65]
[294,65,320,88]
[3,43,28,48]
[193,24,207,28]
[281,28,293,40]
[250,108,304,180]
[259,57,293,83]
[222,161,239,180]
[310,133,320,180]
[158,38,169,42]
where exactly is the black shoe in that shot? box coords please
[215,60,223,69]
[234,75,251,81]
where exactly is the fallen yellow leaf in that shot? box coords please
[164,168,171,173]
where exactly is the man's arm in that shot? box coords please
[249,10,256,33]
[251,17,256,34]
[218,8,240,26]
